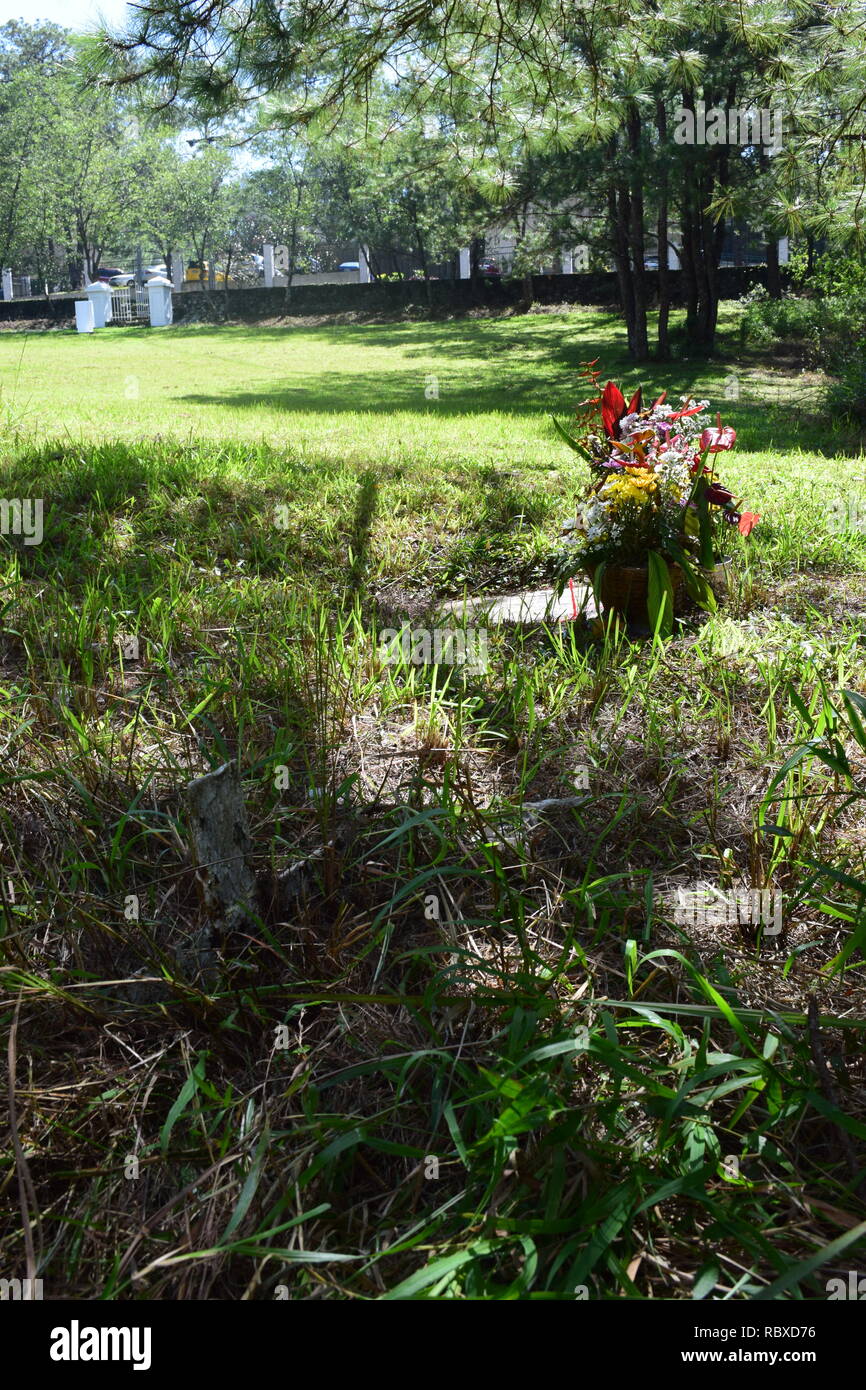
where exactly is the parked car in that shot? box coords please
[338,261,360,272]
[108,273,135,287]
[146,263,167,277]
[479,261,502,277]
[95,266,123,283]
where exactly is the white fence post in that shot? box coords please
[263,243,275,287]
[1,269,12,301]
[171,254,184,291]
[75,301,95,333]
[84,280,113,328]
[359,245,372,283]
[458,247,471,279]
[147,276,173,326]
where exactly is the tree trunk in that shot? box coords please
[680,198,699,343]
[697,176,718,348]
[283,224,299,308]
[765,235,781,298]
[608,177,636,355]
[678,159,721,352]
[626,105,649,361]
[223,246,233,319]
[470,235,482,304]
[655,99,670,361]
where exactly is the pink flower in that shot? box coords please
[700,415,736,452]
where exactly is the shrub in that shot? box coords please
[739,284,823,352]
[739,254,866,420]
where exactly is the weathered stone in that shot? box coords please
[183,761,257,988]
[437,582,596,626]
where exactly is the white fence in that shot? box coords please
[1,271,32,300]
[110,286,150,323]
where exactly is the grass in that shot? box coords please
[1,302,866,1301]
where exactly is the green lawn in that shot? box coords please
[2,305,864,592]
[1,305,866,1301]
[2,311,598,462]
[0,304,851,464]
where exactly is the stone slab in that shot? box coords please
[437,582,597,626]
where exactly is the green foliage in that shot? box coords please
[740,253,866,421]
[739,285,823,349]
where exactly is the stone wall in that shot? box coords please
[0,294,76,323]
[0,264,787,326]
[171,265,787,321]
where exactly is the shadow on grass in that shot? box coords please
[347,469,378,598]
[176,369,855,455]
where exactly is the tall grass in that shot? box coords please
[1,313,865,1298]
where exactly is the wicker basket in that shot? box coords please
[591,561,685,623]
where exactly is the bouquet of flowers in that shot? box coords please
[555,361,759,629]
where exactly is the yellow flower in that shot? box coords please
[624,469,658,491]
[603,475,654,508]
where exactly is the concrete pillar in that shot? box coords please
[458,247,470,279]
[84,280,113,328]
[171,254,184,291]
[1,269,12,300]
[263,243,275,287]
[359,245,372,283]
[75,300,95,333]
[146,276,173,326]
[561,250,574,275]
[778,237,789,265]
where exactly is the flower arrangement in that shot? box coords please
[555,361,760,630]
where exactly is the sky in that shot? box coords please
[0,0,132,33]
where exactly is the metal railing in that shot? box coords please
[110,286,150,323]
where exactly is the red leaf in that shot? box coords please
[601,381,626,438]
[627,387,643,415]
[738,512,760,536]
[652,390,667,407]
